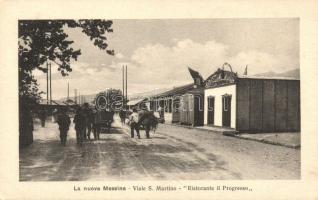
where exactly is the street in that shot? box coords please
[19,116,300,181]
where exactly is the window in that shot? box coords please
[223,94,231,111]
[207,96,214,111]
[223,97,228,111]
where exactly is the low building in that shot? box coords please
[179,87,204,126]
[203,68,300,133]
[149,83,194,123]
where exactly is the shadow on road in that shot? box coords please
[19,133,238,181]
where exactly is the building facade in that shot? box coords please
[203,68,300,133]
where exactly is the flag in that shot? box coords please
[188,67,204,85]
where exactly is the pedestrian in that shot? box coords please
[86,107,95,140]
[119,109,126,125]
[129,108,140,139]
[91,109,99,140]
[158,106,165,123]
[38,108,47,127]
[56,108,71,146]
[82,103,91,140]
[52,108,58,123]
[73,107,86,145]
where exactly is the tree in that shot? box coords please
[19,20,114,146]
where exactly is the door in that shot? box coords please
[222,95,232,127]
[207,96,215,125]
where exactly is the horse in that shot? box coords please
[138,110,159,138]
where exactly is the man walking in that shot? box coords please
[82,103,92,140]
[73,107,86,145]
[119,109,126,125]
[38,108,47,127]
[129,108,140,139]
[56,108,71,146]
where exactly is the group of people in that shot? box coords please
[43,103,161,146]
[73,103,97,145]
[54,103,96,146]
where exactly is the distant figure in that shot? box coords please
[56,108,71,146]
[73,107,86,145]
[119,109,126,125]
[158,106,165,123]
[82,103,90,140]
[91,109,99,140]
[52,108,58,123]
[38,108,47,127]
[86,108,95,140]
[129,108,140,139]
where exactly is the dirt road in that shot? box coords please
[19,117,300,181]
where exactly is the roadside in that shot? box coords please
[226,132,300,149]
[165,122,300,149]
[156,124,300,179]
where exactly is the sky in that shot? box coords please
[33,18,299,100]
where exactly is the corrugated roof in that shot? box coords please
[237,74,299,80]
[152,83,194,98]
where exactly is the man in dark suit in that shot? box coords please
[56,108,71,146]
[73,107,86,145]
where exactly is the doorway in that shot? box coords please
[207,96,215,125]
[222,94,232,127]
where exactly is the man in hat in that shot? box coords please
[129,108,140,139]
[119,109,126,125]
[82,103,91,140]
[73,107,86,145]
[56,107,71,146]
[38,108,47,127]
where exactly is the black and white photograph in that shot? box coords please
[18,18,301,181]
[1,1,318,199]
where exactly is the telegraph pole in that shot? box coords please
[67,82,69,100]
[46,62,49,105]
[125,65,127,107]
[74,89,77,104]
[49,63,52,105]
[122,65,125,108]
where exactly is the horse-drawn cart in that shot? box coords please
[95,110,114,135]
[93,90,120,136]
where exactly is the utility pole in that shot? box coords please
[67,82,69,100]
[49,63,52,105]
[125,65,127,107]
[74,89,77,104]
[122,65,125,108]
[46,62,49,105]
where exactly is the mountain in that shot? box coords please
[59,93,96,104]
[128,88,170,100]
[58,88,170,103]
[254,68,300,79]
